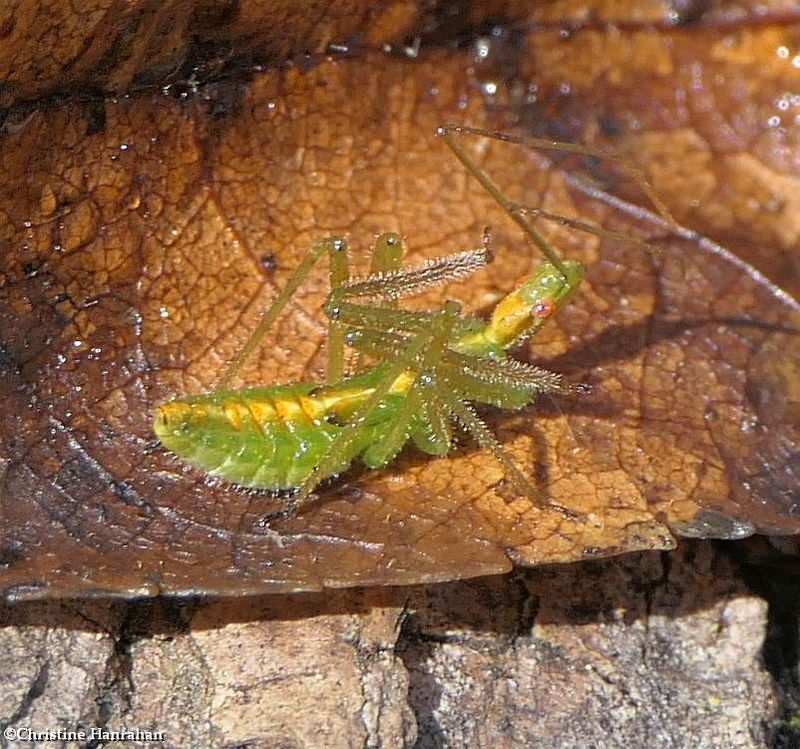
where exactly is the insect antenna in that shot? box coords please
[437,126,569,277]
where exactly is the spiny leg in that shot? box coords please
[262,302,462,524]
[330,244,492,305]
[438,123,678,233]
[321,243,492,339]
[447,353,568,395]
[414,385,454,455]
[443,358,566,411]
[440,391,539,501]
[439,390,577,518]
[362,301,461,467]
[346,328,570,406]
[328,232,412,380]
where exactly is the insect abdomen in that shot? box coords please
[154,383,402,489]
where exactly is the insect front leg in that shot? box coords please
[352,301,461,468]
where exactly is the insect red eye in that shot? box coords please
[532,299,557,318]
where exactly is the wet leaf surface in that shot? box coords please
[0,1,799,598]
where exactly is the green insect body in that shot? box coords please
[154,258,583,493]
[154,379,406,491]
[154,124,663,521]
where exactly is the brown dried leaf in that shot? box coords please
[1,4,799,598]
[0,0,421,104]
[501,10,800,297]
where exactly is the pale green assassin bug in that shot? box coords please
[154,125,674,522]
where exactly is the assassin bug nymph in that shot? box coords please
[154,125,673,522]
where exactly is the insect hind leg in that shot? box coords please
[438,124,677,231]
[218,237,351,389]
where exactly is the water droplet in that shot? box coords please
[739,416,761,433]
[403,37,420,58]
[260,253,277,271]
